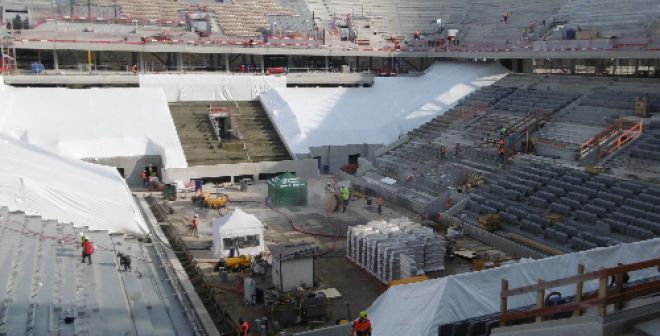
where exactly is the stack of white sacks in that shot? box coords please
[347,218,446,283]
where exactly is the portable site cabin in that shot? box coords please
[268,172,307,207]
[212,208,265,258]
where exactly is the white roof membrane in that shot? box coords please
[260,62,509,154]
[0,80,187,168]
[0,134,148,235]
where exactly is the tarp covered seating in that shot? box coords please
[0,133,149,235]
[212,208,265,258]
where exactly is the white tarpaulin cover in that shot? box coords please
[139,73,286,102]
[260,62,509,154]
[0,133,148,235]
[212,208,265,258]
[0,80,187,168]
[367,237,660,336]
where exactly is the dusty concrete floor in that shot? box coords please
[155,177,509,334]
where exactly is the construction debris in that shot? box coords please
[347,218,446,283]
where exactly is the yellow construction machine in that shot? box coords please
[192,192,228,209]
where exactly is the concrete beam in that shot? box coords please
[14,41,660,60]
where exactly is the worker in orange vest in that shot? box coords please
[350,311,372,336]
[238,317,249,335]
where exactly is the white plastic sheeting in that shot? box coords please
[212,209,265,258]
[367,238,660,336]
[139,73,287,102]
[260,62,509,154]
[0,134,148,235]
[0,81,187,168]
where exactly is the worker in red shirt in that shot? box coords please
[350,311,372,336]
[189,214,199,237]
[238,317,249,335]
[141,170,148,188]
[498,139,506,164]
[81,237,94,265]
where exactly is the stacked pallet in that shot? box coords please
[347,218,446,283]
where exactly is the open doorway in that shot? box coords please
[145,165,159,178]
[313,156,322,171]
[348,153,360,165]
[116,167,125,178]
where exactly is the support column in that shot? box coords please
[53,49,59,71]
[177,53,184,72]
[260,55,265,74]
[224,53,230,73]
[138,52,145,73]
[324,56,329,71]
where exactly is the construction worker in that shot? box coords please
[341,186,350,213]
[81,237,94,265]
[131,64,137,74]
[498,139,506,164]
[350,311,372,336]
[454,142,462,157]
[375,195,384,215]
[238,317,249,336]
[141,169,148,188]
[189,214,199,237]
[440,145,446,160]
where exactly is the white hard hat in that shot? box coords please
[194,214,199,218]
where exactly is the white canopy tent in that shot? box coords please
[0,133,148,235]
[259,62,509,154]
[139,73,286,102]
[366,237,660,336]
[0,80,187,168]
[212,209,265,258]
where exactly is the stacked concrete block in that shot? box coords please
[347,218,445,283]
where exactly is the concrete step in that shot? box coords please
[635,318,660,336]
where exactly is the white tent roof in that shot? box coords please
[367,237,660,336]
[139,73,286,102]
[0,80,187,168]
[0,133,148,235]
[213,208,264,234]
[212,208,265,258]
[259,62,509,154]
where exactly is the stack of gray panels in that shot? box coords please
[346,218,446,283]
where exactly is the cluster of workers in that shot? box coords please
[79,233,131,271]
[237,310,372,335]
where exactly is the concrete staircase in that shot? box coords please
[170,101,291,166]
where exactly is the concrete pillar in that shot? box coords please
[634,59,640,74]
[287,55,293,68]
[177,53,184,72]
[138,52,145,73]
[570,59,576,74]
[324,56,329,71]
[260,55,265,74]
[224,53,230,73]
[53,49,59,71]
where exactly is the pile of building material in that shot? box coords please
[347,218,446,283]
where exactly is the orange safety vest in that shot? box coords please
[352,318,372,333]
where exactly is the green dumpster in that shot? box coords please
[268,172,307,207]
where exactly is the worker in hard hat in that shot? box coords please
[350,311,372,336]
